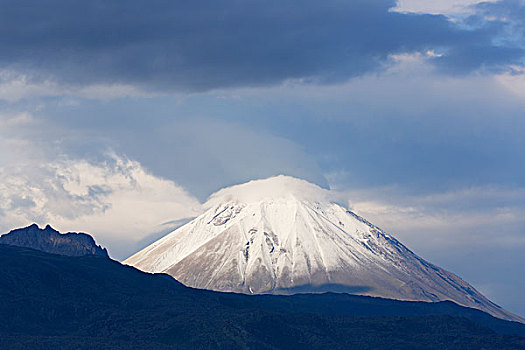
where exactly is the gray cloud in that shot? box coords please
[0,0,522,92]
[431,0,525,73]
[113,118,330,199]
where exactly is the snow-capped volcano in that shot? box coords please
[125,176,522,322]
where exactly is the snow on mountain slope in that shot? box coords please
[124,176,523,322]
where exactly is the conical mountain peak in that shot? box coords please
[125,176,523,323]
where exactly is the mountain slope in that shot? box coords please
[0,224,108,257]
[1,243,525,349]
[125,175,523,323]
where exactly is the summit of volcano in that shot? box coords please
[125,175,523,322]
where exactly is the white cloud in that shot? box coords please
[0,111,34,128]
[0,155,202,258]
[0,70,150,102]
[392,0,496,16]
[204,175,332,209]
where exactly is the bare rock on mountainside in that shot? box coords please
[0,224,109,258]
[125,175,524,323]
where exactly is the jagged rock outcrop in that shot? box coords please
[0,224,109,258]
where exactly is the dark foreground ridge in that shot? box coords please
[0,224,109,258]
[0,244,524,350]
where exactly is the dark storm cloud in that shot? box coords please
[0,0,523,91]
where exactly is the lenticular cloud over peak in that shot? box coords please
[204,175,333,208]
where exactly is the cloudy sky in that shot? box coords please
[0,0,524,316]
